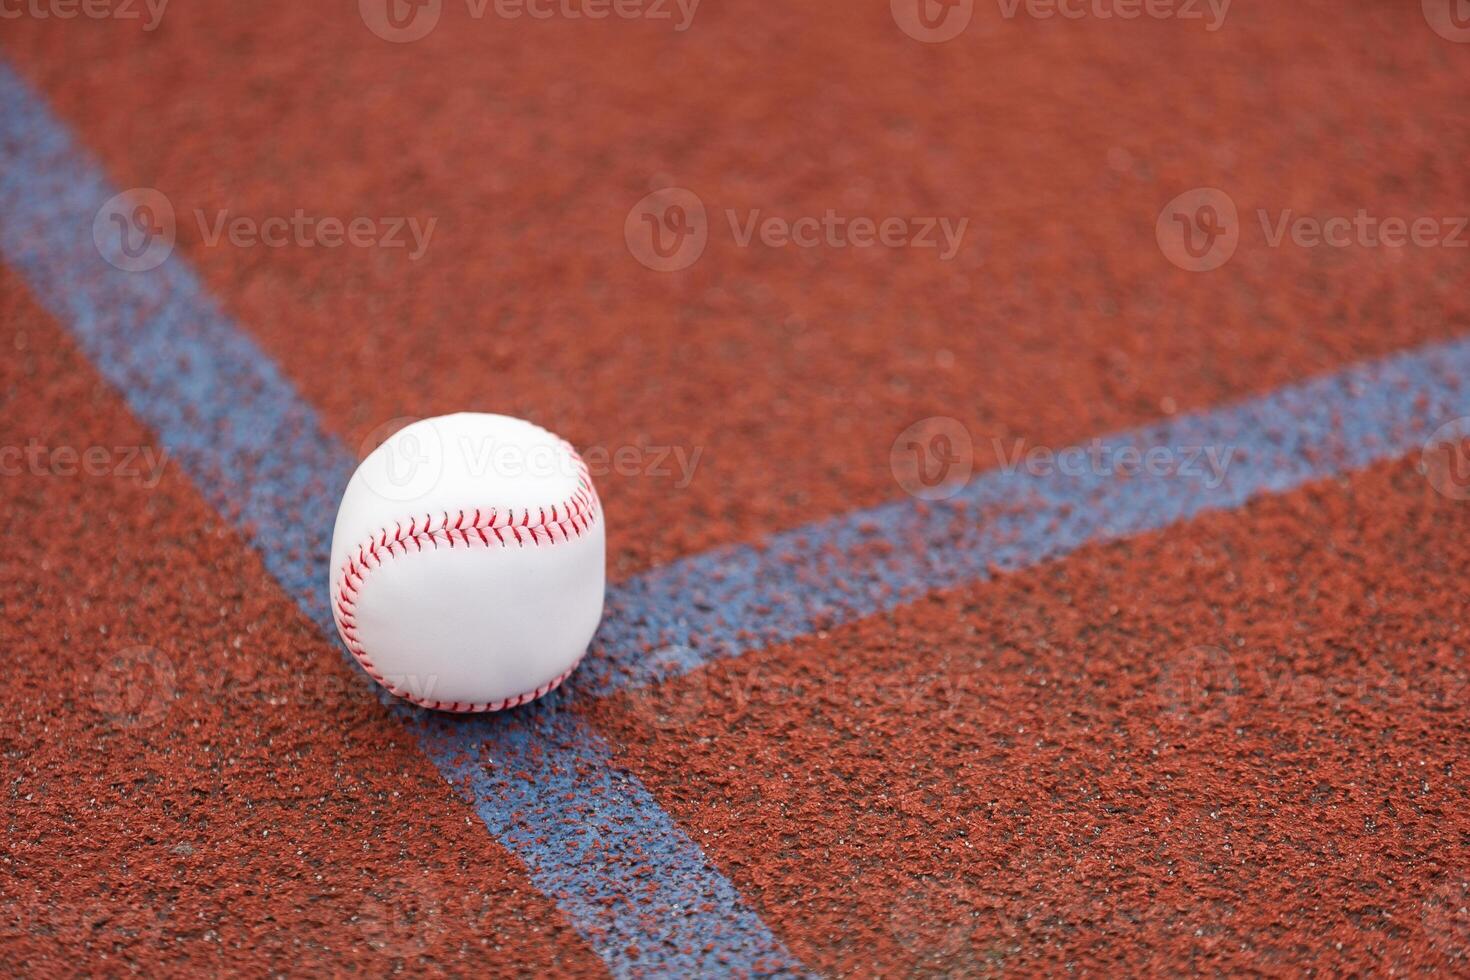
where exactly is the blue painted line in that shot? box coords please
[8,49,1470,975]
[575,335,1470,699]
[0,59,807,978]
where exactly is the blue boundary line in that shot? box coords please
[576,334,1470,698]
[0,60,806,979]
[7,53,1470,977]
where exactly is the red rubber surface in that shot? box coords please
[588,449,1470,974]
[6,1,1469,582]
[0,269,602,975]
[4,0,1469,973]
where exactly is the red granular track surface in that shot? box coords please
[6,1,1469,580]
[0,270,602,975]
[3,0,1470,974]
[587,450,1470,974]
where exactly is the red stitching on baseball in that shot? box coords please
[332,443,600,713]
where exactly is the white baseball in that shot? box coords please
[329,413,605,711]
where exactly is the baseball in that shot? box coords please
[329,413,605,712]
